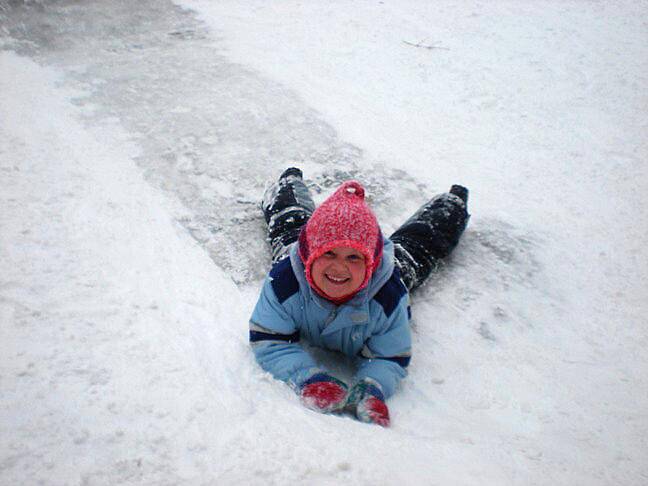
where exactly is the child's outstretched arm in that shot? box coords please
[250,276,319,386]
[355,300,412,397]
[250,274,348,413]
[348,287,412,426]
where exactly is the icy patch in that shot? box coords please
[1,0,433,284]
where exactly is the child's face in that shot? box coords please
[311,246,367,299]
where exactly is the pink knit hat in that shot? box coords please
[298,180,383,301]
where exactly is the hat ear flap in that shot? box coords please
[298,226,309,263]
[372,230,384,271]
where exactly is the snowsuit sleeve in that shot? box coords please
[355,276,412,399]
[249,272,320,389]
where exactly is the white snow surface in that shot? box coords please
[1,1,647,485]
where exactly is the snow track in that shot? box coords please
[2,1,647,485]
[1,0,428,284]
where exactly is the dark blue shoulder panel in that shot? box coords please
[269,257,300,304]
[373,267,407,318]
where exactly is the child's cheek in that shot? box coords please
[310,258,326,285]
[353,263,367,283]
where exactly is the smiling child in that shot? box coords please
[249,168,469,426]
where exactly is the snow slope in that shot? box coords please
[0,50,249,484]
[2,1,647,485]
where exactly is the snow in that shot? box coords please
[1,1,647,485]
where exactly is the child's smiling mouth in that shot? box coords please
[325,274,350,284]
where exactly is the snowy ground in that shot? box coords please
[1,1,647,485]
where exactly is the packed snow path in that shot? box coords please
[2,0,427,284]
[1,1,647,485]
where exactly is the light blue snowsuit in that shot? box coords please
[249,239,412,398]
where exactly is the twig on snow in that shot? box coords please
[402,39,450,51]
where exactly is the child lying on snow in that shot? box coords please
[250,168,469,426]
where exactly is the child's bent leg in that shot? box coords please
[390,185,470,291]
[262,167,316,263]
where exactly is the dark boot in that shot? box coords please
[449,184,469,204]
[390,186,470,290]
[262,168,316,262]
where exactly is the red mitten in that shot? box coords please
[300,373,348,413]
[346,378,390,427]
